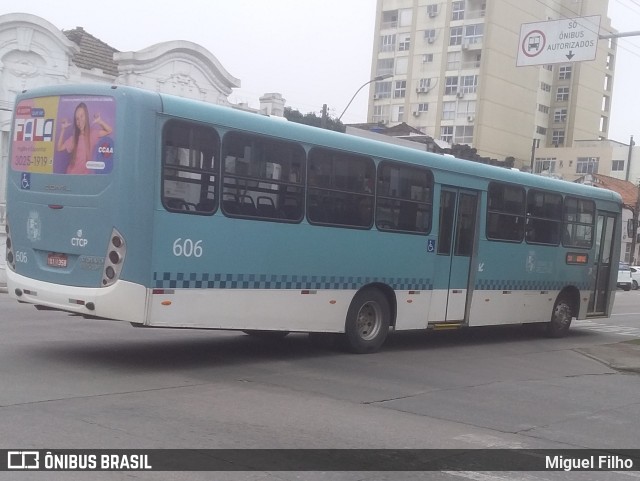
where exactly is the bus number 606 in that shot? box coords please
[172,238,203,258]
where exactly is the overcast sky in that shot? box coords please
[3,0,639,143]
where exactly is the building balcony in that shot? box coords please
[461,37,483,50]
[465,9,486,20]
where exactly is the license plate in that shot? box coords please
[47,253,68,268]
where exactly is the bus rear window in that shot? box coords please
[12,95,115,175]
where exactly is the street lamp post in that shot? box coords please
[338,74,393,122]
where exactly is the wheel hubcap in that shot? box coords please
[356,301,382,341]
[554,303,571,327]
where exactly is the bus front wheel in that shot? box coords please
[545,297,573,338]
[344,288,390,354]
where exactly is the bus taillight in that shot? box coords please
[6,222,15,271]
[108,250,121,264]
[102,228,126,287]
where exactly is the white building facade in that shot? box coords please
[534,138,639,183]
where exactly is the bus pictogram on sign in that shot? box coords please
[522,30,546,57]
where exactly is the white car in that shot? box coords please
[630,266,640,290]
[618,264,633,291]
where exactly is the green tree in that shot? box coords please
[283,107,345,133]
[444,144,517,169]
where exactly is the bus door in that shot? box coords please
[436,187,479,321]
[587,212,616,316]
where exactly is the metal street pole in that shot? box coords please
[338,74,393,122]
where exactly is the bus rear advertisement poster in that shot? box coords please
[12,95,116,175]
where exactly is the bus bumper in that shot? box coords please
[7,269,147,323]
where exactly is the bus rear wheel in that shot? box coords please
[545,297,573,338]
[344,288,390,354]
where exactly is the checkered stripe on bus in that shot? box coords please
[475,279,590,291]
[153,272,434,291]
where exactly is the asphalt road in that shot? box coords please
[1,291,639,481]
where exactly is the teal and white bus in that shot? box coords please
[5,84,622,353]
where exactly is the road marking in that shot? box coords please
[573,320,640,337]
[443,471,552,481]
[618,472,640,479]
[453,433,525,449]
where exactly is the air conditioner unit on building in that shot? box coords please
[461,43,469,50]
[413,110,421,117]
[416,87,427,93]
[456,91,465,98]
[428,10,438,18]
[467,115,475,122]
[427,37,436,44]
[373,94,380,100]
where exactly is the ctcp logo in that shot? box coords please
[71,229,88,248]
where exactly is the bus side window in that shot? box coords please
[307,148,375,229]
[525,189,562,245]
[562,197,595,248]
[221,131,305,222]
[486,183,525,242]
[375,161,432,234]
[161,120,220,216]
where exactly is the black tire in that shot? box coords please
[243,330,289,340]
[545,297,573,338]
[344,288,390,354]
[633,281,639,290]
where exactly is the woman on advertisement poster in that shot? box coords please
[56,102,113,175]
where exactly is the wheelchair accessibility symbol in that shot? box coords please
[21,173,31,190]
[427,239,435,253]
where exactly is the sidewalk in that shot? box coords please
[577,340,640,374]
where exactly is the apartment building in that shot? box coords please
[368,0,617,167]
[534,138,639,183]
